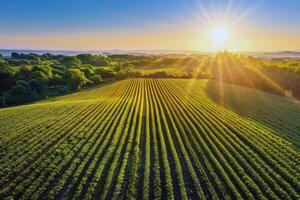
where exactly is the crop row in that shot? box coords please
[0,78,299,199]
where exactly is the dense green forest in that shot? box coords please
[1,51,300,106]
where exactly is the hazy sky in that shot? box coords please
[0,0,300,51]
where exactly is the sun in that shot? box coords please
[211,26,228,45]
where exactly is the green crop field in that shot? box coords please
[1,78,300,200]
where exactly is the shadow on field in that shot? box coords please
[204,80,300,150]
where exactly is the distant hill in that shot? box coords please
[0,49,211,57]
[1,49,300,59]
[255,51,300,59]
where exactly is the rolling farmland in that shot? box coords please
[1,78,300,200]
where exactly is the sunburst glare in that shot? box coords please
[211,26,228,45]
[186,0,264,51]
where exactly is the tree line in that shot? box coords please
[0,53,200,106]
[1,51,300,107]
[0,53,118,106]
[210,51,300,99]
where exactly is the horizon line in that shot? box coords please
[1,48,299,54]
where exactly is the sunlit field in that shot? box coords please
[1,79,300,199]
[1,0,300,199]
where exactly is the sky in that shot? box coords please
[0,0,300,52]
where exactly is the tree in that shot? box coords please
[90,75,103,85]
[115,69,142,80]
[15,80,31,91]
[5,84,27,104]
[29,71,48,81]
[29,79,47,96]
[11,52,41,61]
[11,52,20,59]
[6,59,31,66]
[0,63,16,93]
[111,62,122,72]
[76,54,110,66]
[80,64,95,78]
[94,68,116,79]
[49,74,64,87]
[18,66,32,80]
[4,80,42,105]
[61,56,81,68]
[65,69,90,90]
[32,64,53,79]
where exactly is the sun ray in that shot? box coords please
[223,0,234,24]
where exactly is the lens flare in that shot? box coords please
[211,26,228,44]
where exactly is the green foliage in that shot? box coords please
[142,70,192,79]
[5,87,26,105]
[18,66,32,80]
[29,71,48,81]
[107,54,154,66]
[11,52,41,61]
[4,80,44,105]
[49,74,64,87]
[80,64,94,78]
[60,56,81,68]
[2,51,300,107]
[65,68,91,90]
[29,79,47,96]
[0,64,16,92]
[57,86,71,95]
[110,62,122,71]
[115,69,142,80]
[76,54,110,66]
[32,64,53,79]
[94,67,116,79]
[15,80,30,90]
[211,52,300,98]
[0,53,116,106]
[6,59,32,66]
[89,75,102,84]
